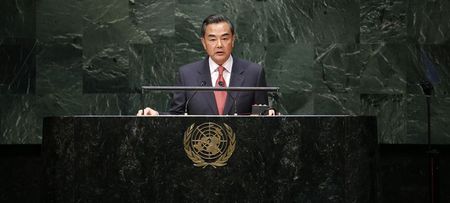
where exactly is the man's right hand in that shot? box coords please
[136,107,159,116]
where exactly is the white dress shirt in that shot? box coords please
[208,56,233,87]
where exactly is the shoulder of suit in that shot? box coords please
[234,57,262,71]
[179,59,206,73]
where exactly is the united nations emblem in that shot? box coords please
[183,122,236,168]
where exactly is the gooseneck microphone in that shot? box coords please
[228,92,238,115]
[184,81,206,115]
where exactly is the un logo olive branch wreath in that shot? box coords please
[183,122,236,168]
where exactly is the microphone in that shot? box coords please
[419,80,434,96]
[233,94,238,115]
[227,92,238,115]
[184,81,206,115]
[218,81,224,87]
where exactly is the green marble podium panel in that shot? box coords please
[43,116,377,202]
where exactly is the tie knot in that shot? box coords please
[218,66,224,75]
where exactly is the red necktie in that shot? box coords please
[214,66,227,115]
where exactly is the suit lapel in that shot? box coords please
[197,58,218,115]
[224,58,245,115]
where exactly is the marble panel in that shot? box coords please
[408,0,450,44]
[360,0,408,43]
[360,43,410,94]
[407,95,450,144]
[0,0,35,38]
[314,93,360,115]
[314,43,361,93]
[264,0,314,44]
[360,94,406,143]
[0,38,36,94]
[313,0,360,44]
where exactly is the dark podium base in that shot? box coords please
[43,116,377,202]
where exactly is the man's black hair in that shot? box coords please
[201,14,235,37]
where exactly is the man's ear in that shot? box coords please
[231,35,235,48]
[200,37,207,50]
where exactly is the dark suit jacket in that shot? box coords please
[168,57,268,115]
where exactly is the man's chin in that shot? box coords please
[212,55,229,64]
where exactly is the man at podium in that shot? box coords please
[137,14,272,116]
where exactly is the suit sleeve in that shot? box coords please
[168,70,186,115]
[254,67,269,105]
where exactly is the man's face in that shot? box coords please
[201,22,235,65]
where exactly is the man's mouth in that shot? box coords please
[216,51,224,55]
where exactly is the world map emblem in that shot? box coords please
[183,122,236,168]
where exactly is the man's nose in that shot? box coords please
[216,39,223,48]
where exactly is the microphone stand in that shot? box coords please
[420,81,439,203]
[140,87,145,112]
[184,91,199,115]
[228,93,239,115]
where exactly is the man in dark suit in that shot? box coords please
[137,14,271,116]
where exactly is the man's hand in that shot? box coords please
[268,109,276,116]
[136,107,159,116]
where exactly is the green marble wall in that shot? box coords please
[1,0,449,144]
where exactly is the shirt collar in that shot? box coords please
[209,55,233,74]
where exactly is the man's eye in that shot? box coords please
[222,38,228,40]
[209,39,216,41]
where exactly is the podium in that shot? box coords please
[43,116,377,202]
